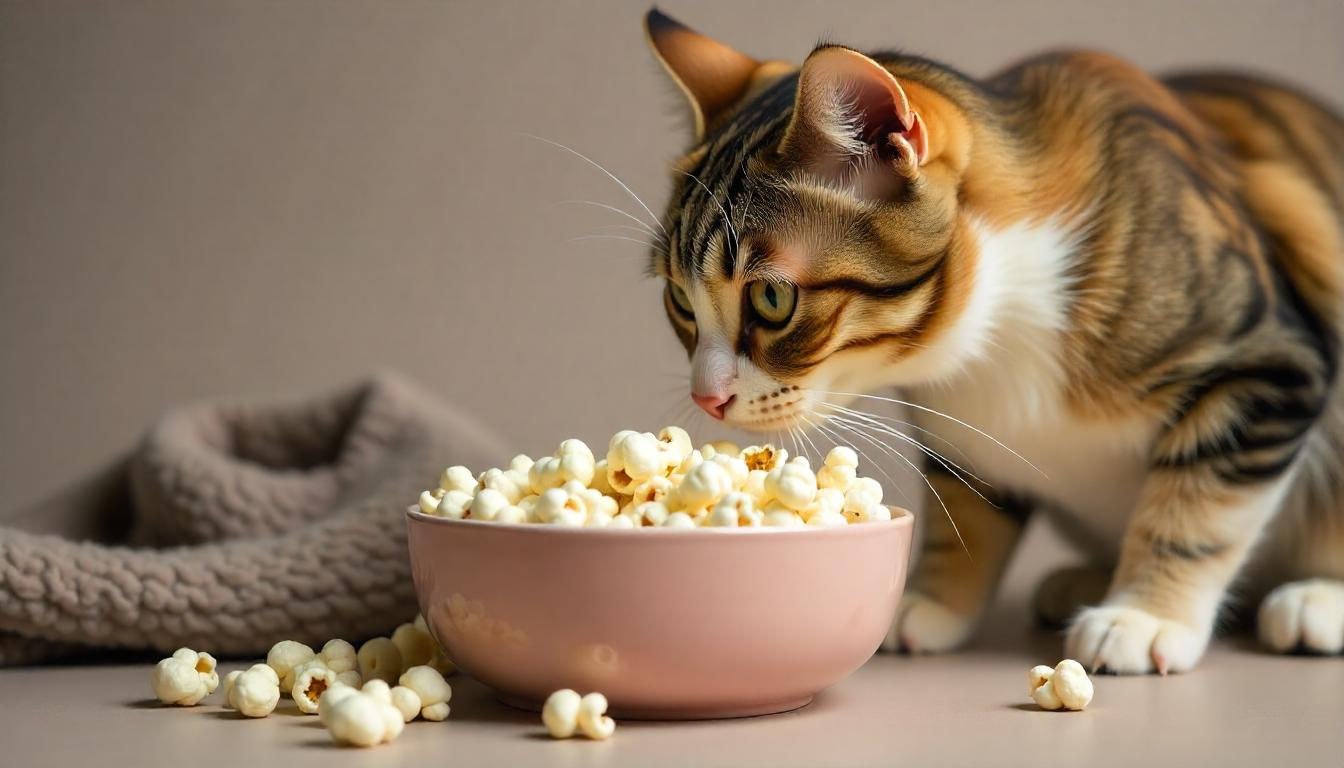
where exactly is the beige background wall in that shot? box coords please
[2,0,1341,515]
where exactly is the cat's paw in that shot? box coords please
[1258,579,1344,654]
[881,592,977,654]
[1065,604,1208,675]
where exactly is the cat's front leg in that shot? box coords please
[884,467,1030,653]
[1066,468,1294,674]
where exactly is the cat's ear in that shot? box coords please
[645,8,764,141]
[781,46,929,187]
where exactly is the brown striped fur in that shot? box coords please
[644,9,1344,671]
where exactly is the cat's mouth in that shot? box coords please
[725,395,813,433]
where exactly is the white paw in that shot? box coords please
[1258,579,1344,654]
[881,592,977,654]
[1065,604,1208,675]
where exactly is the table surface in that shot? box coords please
[3,524,1341,768]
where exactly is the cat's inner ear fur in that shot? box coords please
[782,46,930,197]
[645,8,774,142]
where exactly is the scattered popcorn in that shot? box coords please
[416,429,894,529]
[319,639,358,674]
[224,663,281,717]
[390,685,422,723]
[150,648,218,706]
[267,640,316,690]
[399,665,453,721]
[542,689,616,740]
[293,660,338,714]
[542,689,582,739]
[358,637,403,685]
[1028,659,1093,711]
[321,685,405,748]
[391,621,437,669]
[577,692,616,740]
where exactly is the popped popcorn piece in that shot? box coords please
[361,678,392,704]
[413,613,456,676]
[577,692,616,740]
[741,445,787,472]
[357,637,403,684]
[266,640,316,690]
[765,457,818,511]
[477,468,526,505]
[169,647,220,693]
[589,460,615,495]
[531,438,597,492]
[418,490,440,515]
[606,431,664,493]
[1027,660,1093,711]
[390,686,422,722]
[293,660,338,714]
[150,655,209,706]
[661,511,697,529]
[469,488,510,521]
[534,487,587,527]
[495,504,527,524]
[319,639,358,674]
[225,664,281,717]
[391,621,437,669]
[335,670,362,687]
[762,502,805,528]
[399,665,453,721]
[1050,659,1094,710]
[817,462,857,492]
[846,501,892,524]
[843,477,884,516]
[743,469,769,500]
[707,492,761,527]
[656,426,693,468]
[675,459,733,509]
[542,689,582,739]
[628,475,674,506]
[439,465,477,495]
[323,687,404,747]
[435,489,473,519]
[607,513,636,529]
[710,453,750,490]
[318,683,360,728]
[807,508,849,526]
[708,440,740,456]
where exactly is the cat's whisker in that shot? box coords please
[824,411,997,511]
[811,413,912,503]
[568,234,666,252]
[823,415,969,557]
[521,133,667,236]
[593,223,669,242]
[817,400,978,468]
[817,404,992,491]
[555,200,666,242]
[805,388,1046,478]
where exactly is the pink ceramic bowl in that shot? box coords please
[406,507,913,720]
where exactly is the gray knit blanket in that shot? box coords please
[0,373,506,665]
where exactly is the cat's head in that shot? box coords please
[645,9,991,433]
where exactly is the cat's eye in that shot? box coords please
[748,280,797,327]
[668,282,695,318]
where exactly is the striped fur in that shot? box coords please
[645,10,1344,671]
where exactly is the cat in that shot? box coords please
[640,8,1344,674]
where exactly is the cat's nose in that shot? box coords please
[692,392,735,420]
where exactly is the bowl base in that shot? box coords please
[496,691,814,721]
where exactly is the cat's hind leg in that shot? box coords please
[1258,579,1344,654]
[1033,564,1111,628]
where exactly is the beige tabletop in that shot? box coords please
[2,523,1340,768]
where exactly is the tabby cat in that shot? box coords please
[641,8,1344,673]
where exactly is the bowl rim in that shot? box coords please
[405,504,912,538]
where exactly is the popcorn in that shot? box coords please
[764,457,818,511]
[577,692,616,740]
[150,648,217,706]
[675,460,733,509]
[357,637,403,684]
[416,429,892,530]
[439,465,477,495]
[606,431,664,493]
[321,685,404,747]
[319,639,358,674]
[399,665,453,721]
[542,689,581,738]
[293,660,338,714]
[469,488,511,521]
[531,439,597,492]
[391,621,437,669]
[266,640,316,690]
[390,685,422,722]
[534,487,587,527]
[543,689,615,740]
[1028,659,1093,711]
[435,490,473,519]
[224,663,281,717]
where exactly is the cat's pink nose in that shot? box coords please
[692,392,735,420]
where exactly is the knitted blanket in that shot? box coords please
[0,373,506,665]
